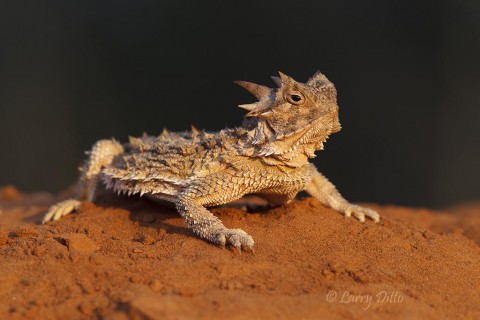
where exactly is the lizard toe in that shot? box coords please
[344,208,352,218]
[43,199,81,223]
[353,210,366,222]
[364,208,380,222]
[214,232,227,247]
[341,204,379,223]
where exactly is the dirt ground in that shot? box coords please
[0,185,479,319]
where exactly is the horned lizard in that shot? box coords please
[43,71,379,251]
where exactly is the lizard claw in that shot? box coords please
[341,204,379,223]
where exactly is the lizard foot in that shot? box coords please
[341,204,380,223]
[42,199,81,223]
[214,228,255,253]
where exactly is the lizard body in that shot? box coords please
[43,71,379,251]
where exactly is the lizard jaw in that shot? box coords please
[257,116,335,157]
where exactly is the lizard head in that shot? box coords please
[235,71,341,162]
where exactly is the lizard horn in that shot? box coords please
[278,71,295,85]
[234,80,272,101]
[271,76,282,87]
[306,70,331,87]
[238,103,257,111]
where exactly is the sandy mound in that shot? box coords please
[0,186,479,319]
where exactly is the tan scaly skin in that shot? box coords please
[43,71,380,252]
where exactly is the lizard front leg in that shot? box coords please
[174,171,255,251]
[305,164,380,222]
[175,197,254,251]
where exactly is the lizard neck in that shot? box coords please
[230,120,326,168]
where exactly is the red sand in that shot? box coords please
[0,185,479,319]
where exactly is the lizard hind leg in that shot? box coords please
[78,139,125,202]
[42,139,124,223]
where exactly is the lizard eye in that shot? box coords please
[291,94,302,102]
[286,91,305,105]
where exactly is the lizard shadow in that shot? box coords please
[31,189,275,244]
[126,196,270,240]
[93,193,196,239]
[125,194,277,247]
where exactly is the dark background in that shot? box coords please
[0,1,479,208]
